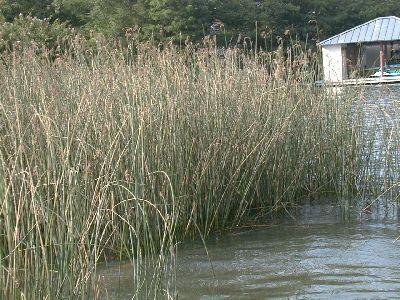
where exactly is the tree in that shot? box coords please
[2,0,400,47]
[52,0,94,28]
[0,14,73,52]
[140,0,212,41]
[0,0,54,21]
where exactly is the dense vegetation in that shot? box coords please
[1,0,400,47]
[0,37,398,298]
[1,1,399,298]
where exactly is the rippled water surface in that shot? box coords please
[176,201,400,299]
[99,200,400,299]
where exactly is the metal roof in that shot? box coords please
[319,16,400,46]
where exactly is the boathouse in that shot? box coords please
[320,16,400,84]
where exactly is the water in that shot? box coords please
[353,85,400,190]
[175,200,400,299]
[98,200,400,299]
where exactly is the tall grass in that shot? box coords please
[0,39,398,298]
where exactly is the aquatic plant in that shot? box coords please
[0,39,398,298]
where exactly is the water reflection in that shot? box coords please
[176,200,400,299]
[355,85,400,191]
[97,200,400,299]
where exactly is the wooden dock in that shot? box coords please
[316,76,400,87]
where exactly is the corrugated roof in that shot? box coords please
[319,16,400,46]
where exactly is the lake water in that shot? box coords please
[175,200,400,299]
[98,200,400,299]
[98,85,400,299]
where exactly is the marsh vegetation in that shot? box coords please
[0,40,398,298]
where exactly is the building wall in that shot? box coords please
[322,45,347,82]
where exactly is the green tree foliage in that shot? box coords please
[142,0,212,41]
[0,14,73,52]
[80,0,151,37]
[0,0,400,47]
[0,0,54,21]
[52,0,94,28]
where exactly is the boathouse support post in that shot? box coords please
[380,42,385,77]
